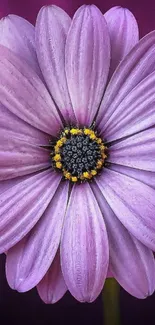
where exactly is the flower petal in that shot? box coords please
[109,128,155,171]
[0,45,62,135]
[61,182,109,302]
[96,30,155,135]
[65,4,110,126]
[96,169,155,250]
[0,14,41,76]
[109,164,155,190]
[104,6,139,77]
[6,181,69,291]
[0,103,49,146]
[92,183,155,298]
[37,252,67,304]
[36,5,75,123]
[103,72,155,141]
[0,174,30,196]
[0,131,50,180]
[0,170,61,252]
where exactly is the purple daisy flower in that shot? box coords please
[0,4,155,304]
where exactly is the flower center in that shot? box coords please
[51,127,107,182]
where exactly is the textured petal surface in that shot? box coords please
[65,4,110,126]
[0,170,61,252]
[61,182,109,302]
[104,6,139,77]
[6,181,69,291]
[0,45,62,136]
[36,5,75,123]
[37,252,67,304]
[92,183,155,298]
[103,71,155,141]
[96,169,155,250]
[109,164,155,190]
[0,131,50,180]
[0,174,32,196]
[0,14,41,76]
[96,31,155,134]
[109,128,155,171]
[0,103,49,145]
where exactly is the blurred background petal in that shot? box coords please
[0,0,155,36]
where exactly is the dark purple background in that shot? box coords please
[0,0,155,324]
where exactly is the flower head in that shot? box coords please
[0,5,155,303]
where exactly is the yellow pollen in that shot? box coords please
[89,133,97,140]
[70,128,82,135]
[91,170,97,176]
[71,176,78,182]
[55,145,60,154]
[85,130,96,140]
[61,137,67,144]
[56,140,63,147]
[84,128,92,135]
[96,138,102,144]
[96,160,103,169]
[63,170,71,180]
[53,154,61,162]
[54,137,67,153]
[100,144,105,151]
[83,172,92,179]
[64,129,70,135]
[102,153,107,159]
[56,162,62,169]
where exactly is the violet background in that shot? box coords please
[0,0,155,324]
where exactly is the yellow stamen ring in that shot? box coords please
[52,127,107,182]
[56,162,62,169]
[53,154,61,162]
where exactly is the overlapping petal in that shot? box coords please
[96,30,155,135]
[6,181,69,291]
[102,71,155,141]
[109,164,155,190]
[0,174,31,196]
[36,5,75,122]
[0,132,50,180]
[65,4,110,126]
[61,182,109,302]
[109,128,155,171]
[0,45,62,136]
[92,183,155,298]
[0,170,61,252]
[37,252,67,304]
[0,103,49,145]
[0,14,41,76]
[96,169,155,250]
[104,6,139,77]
